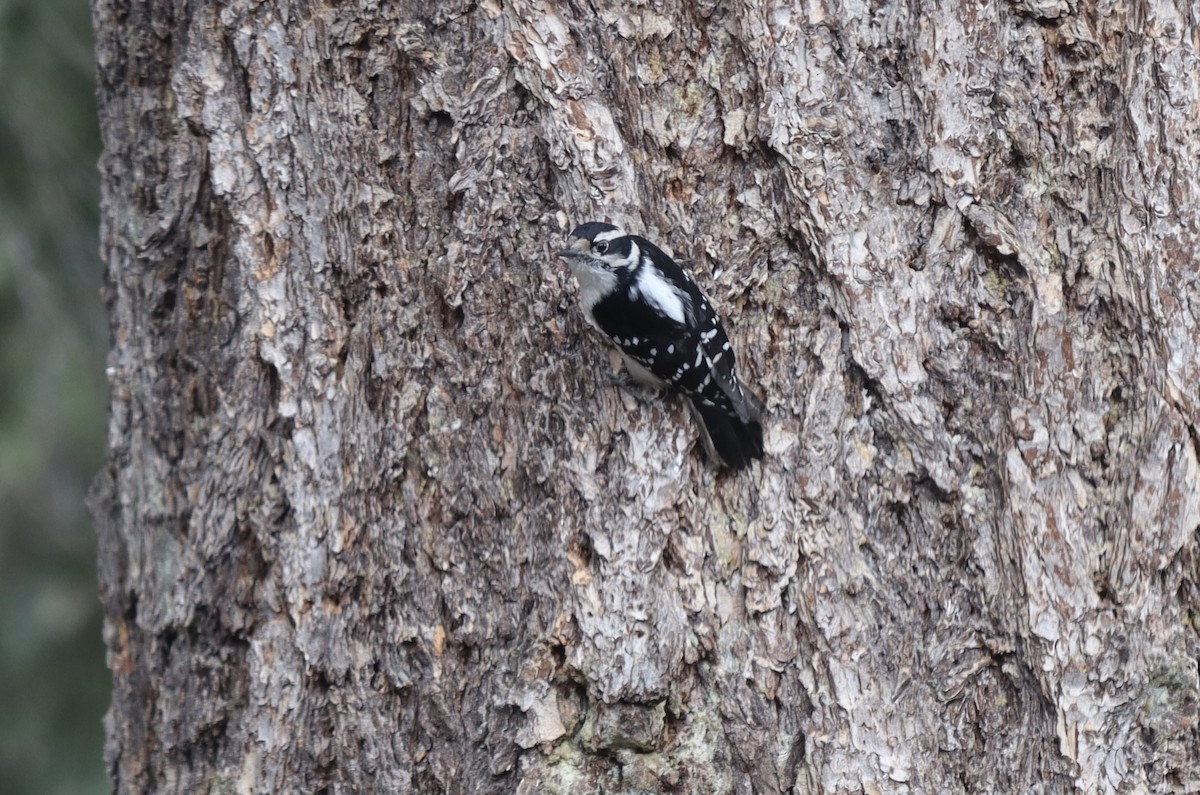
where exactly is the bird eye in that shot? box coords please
[594,240,609,254]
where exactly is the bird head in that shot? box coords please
[556,221,640,274]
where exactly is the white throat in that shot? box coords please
[569,261,619,318]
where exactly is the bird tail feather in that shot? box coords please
[689,399,764,470]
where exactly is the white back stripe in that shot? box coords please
[636,261,689,325]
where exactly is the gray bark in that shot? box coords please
[92,0,1200,793]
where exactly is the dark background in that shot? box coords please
[0,0,109,791]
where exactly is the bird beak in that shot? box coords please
[556,237,590,260]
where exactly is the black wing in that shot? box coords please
[633,237,761,422]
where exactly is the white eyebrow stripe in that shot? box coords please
[594,228,626,242]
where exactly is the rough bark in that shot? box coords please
[92,0,1200,793]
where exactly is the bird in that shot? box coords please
[557,221,765,469]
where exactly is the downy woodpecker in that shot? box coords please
[558,222,764,469]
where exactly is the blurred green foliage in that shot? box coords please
[0,0,109,792]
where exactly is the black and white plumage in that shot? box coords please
[557,221,765,469]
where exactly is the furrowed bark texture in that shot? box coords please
[92,0,1200,792]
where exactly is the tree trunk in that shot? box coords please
[91,1,1200,792]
